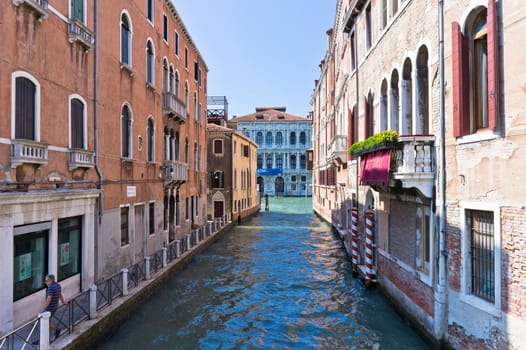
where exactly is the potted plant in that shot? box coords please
[348,130,398,156]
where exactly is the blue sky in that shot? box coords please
[172,0,335,118]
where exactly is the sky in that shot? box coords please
[172,0,336,118]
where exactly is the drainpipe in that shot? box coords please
[435,0,447,340]
[93,0,104,281]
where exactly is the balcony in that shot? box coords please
[328,135,348,165]
[12,0,49,20]
[163,92,187,123]
[11,139,48,167]
[359,135,435,198]
[68,149,95,170]
[162,160,188,184]
[68,19,94,50]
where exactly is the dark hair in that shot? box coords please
[45,274,55,282]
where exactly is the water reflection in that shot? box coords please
[98,197,429,350]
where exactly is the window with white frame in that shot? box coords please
[174,31,179,56]
[120,13,132,65]
[213,139,223,155]
[13,72,40,141]
[147,117,154,162]
[121,105,132,158]
[13,222,50,301]
[70,0,85,23]
[147,0,154,23]
[163,14,168,42]
[146,40,155,84]
[70,96,86,149]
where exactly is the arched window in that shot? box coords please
[147,117,154,161]
[365,91,374,138]
[266,131,273,145]
[402,58,413,135]
[266,155,272,168]
[213,171,224,188]
[175,131,180,160]
[163,59,169,92]
[257,155,262,168]
[276,154,283,168]
[120,13,132,65]
[121,105,132,158]
[299,131,306,145]
[276,132,283,145]
[169,65,175,93]
[256,132,263,145]
[184,137,189,162]
[290,132,296,145]
[175,71,180,98]
[300,155,306,169]
[146,40,154,84]
[416,46,429,134]
[70,97,85,149]
[193,92,198,119]
[184,82,189,114]
[453,3,498,137]
[163,126,168,161]
[290,155,297,169]
[14,75,38,140]
[380,79,388,131]
[390,70,399,132]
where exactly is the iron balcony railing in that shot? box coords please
[162,92,187,123]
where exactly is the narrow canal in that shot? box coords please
[97,197,430,350]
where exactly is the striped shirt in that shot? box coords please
[45,282,61,312]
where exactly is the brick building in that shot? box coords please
[312,0,526,348]
[0,0,207,334]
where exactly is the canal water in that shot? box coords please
[98,197,430,350]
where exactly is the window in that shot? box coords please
[266,155,272,168]
[365,3,372,50]
[299,131,306,145]
[162,60,169,92]
[452,2,499,137]
[256,132,263,145]
[416,46,429,134]
[121,105,132,158]
[213,171,224,188]
[301,175,306,182]
[213,139,223,154]
[381,0,388,29]
[266,132,273,145]
[120,206,130,246]
[290,132,296,145]
[257,155,263,168]
[416,205,430,274]
[120,13,132,65]
[193,92,197,119]
[291,175,296,182]
[175,71,180,97]
[194,61,199,81]
[174,31,179,56]
[290,155,297,169]
[70,0,84,22]
[184,137,189,162]
[70,97,85,149]
[147,0,154,23]
[58,216,82,281]
[193,142,198,169]
[300,155,306,169]
[466,209,495,302]
[184,47,188,69]
[392,0,398,17]
[401,59,413,135]
[169,66,175,93]
[163,14,168,42]
[184,82,189,112]
[350,31,356,71]
[365,92,374,138]
[146,40,154,84]
[276,155,283,168]
[147,117,154,161]
[14,74,39,140]
[380,80,388,131]
[390,70,400,132]
[13,223,49,301]
[185,198,189,220]
[276,132,283,145]
[149,202,155,234]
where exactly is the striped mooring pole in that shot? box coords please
[351,207,359,277]
[365,210,375,289]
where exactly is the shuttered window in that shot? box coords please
[15,77,36,140]
[71,98,84,149]
[71,0,84,22]
[452,0,499,137]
